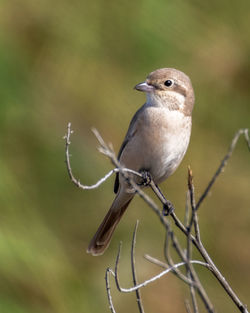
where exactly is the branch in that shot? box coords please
[186,167,200,313]
[115,257,209,293]
[64,122,142,190]
[95,146,213,312]
[144,254,195,285]
[131,221,144,313]
[106,244,208,313]
[185,300,193,313]
[196,128,250,210]
[105,268,116,313]
[187,167,200,242]
[64,124,250,313]
[147,134,250,313]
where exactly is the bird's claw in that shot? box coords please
[138,170,152,186]
[163,200,174,216]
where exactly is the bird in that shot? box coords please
[87,68,195,256]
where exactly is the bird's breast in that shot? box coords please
[119,106,192,185]
[136,107,192,183]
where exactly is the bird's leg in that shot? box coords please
[138,171,174,215]
[153,183,175,216]
[138,169,152,186]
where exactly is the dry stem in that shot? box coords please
[64,124,250,313]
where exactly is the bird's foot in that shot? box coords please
[163,200,174,216]
[138,170,152,186]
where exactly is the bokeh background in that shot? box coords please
[1,1,250,312]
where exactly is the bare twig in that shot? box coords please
[143,179,209,310]
[112,234,209,295]
[149,163,249,313]
[64,123,142,190]
[159,207,194,285]
[188,271,199,313]
[114,259,209,293]
[147,233,214,312]
[131,221,144,313]
[188,167,201,243]
[188,130,249,313]
[105,268,116,313]
[194,240,249,313]
[186,234,198,313]
[106,245,209,313]
[187,167,200,313]
[114,242,122,292]
[144,254,196,285]
[184,190,190,227]
[144,254,169,268]
[185,299,193,313]
[65,124,250,313]
[163,229,199,285]
[196,128,250,210]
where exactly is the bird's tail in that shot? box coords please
[87,192,133,256]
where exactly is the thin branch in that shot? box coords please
[144,254,169,268]
[149,174,214,312]
[144,254,196,285]
[188,130,249,313]
[96,125,249,312]
[112,233,209,295]
[171,231,215,313]
[163,229,199,285]
[194,240,249,313]
[162,221,213,313]
[64,123,142,190]
[187,167,199,313]
[145,181,205,300]
[160,207,194,285]
[131,221,145,313]
[97,125,249,312]
[148,179,194,243]
[105,268,117,313]
[66,124,250,313]
[186,233,199,313]
[114,260,209,293]
[153,177,249,312]
[114,242,122,292]
[188,167,201,243]
[184,190,190,227]
[149,164,249,313]
[185,299,193,313]
[196,128,250,210]
[188,271,199,313]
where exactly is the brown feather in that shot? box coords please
[87,197,133,256]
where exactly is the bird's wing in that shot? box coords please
[114,104,145,193]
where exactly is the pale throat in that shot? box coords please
[146,91,185,111]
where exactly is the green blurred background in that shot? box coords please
[0,1,250,312]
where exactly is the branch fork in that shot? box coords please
[64,123,250,313]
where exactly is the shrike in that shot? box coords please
[87,68,195,256]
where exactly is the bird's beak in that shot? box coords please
[134,81,155,93]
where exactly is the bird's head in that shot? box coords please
[135,68,195,116]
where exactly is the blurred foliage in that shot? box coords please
[0,0,249,312]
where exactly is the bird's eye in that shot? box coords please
[164,80,173,87]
